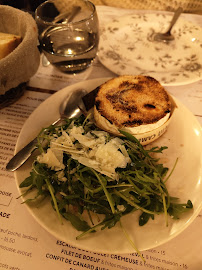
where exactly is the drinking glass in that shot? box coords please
[35,0,99,73]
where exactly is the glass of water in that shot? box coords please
[35,0,99,73]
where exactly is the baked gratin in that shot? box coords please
[94,75,171,135]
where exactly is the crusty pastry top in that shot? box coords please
[95,75,171,128]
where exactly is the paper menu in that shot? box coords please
[1,6,202,270]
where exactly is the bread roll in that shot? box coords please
[0,32,22,60]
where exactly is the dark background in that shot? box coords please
[0,0,45,11]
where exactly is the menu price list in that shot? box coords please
[1,194,202,270]
[0,92,50,176]
[0,224,198,270]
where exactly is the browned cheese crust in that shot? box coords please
[95,75,171,128]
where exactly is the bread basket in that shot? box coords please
[0,5,40,105]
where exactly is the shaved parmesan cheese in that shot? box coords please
[37,148,65,171]
[37,124,131,180]
[94,139,129,169]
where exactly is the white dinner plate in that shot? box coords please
[14,78,202,253]
[98,14,202,86]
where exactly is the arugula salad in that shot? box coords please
[19,115,193,241]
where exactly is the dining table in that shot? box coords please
[0,5,202,270]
